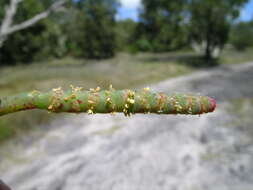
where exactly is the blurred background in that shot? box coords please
[0,0,253,189]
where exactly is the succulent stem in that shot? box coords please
[0,86,216,117]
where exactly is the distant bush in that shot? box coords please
[115,19,137,52]
[75,0,118,59]
[230,21,253,51]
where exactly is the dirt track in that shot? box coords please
[1,62,253,190]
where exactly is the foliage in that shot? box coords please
[115,19,137,52]
[0,0,119,63]
[0,0,9,21]
[60,6,87,57]
[188,0,249,60]
[75,0,119,59]
[0,0,252,64]
[135,0,188,52]
[230,21,253,50]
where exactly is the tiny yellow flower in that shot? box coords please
[87,109,93,114]
[128,98,135,104]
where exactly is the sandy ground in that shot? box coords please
[1,62,253,190]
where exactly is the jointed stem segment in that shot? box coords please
[0,86,216,117]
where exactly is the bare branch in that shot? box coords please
[0,0,22,34]
[0,0,23,46]
[0,0,66,47]
[6,0,65,35]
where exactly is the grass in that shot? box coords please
[221,47,253,65]
[0,53,192,96]
[0,49,253,142]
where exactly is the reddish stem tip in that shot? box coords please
[208,97,216,112]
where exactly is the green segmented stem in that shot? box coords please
[0,86,216,117]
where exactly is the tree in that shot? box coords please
[0,0,65,48]
[115,19,137,52]
[230,21,253,50]
[136,0,188,52]
[77,0,119,59]
[60,5,87,57]
[0,0,66,64]
[188,0,248,60]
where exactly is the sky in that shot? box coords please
[117,0,253,22]
[116,0,141,21]
[240,0,253,21]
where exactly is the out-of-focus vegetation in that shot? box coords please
[0,0,51,63]
[74,0,118,58]
[230,21,253,51]
[135,0,187,52]
[221,47,253,64]
[0,0,252,64]
[0,0,120,63]
[0,0,253,142]
[115,19,137,52]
